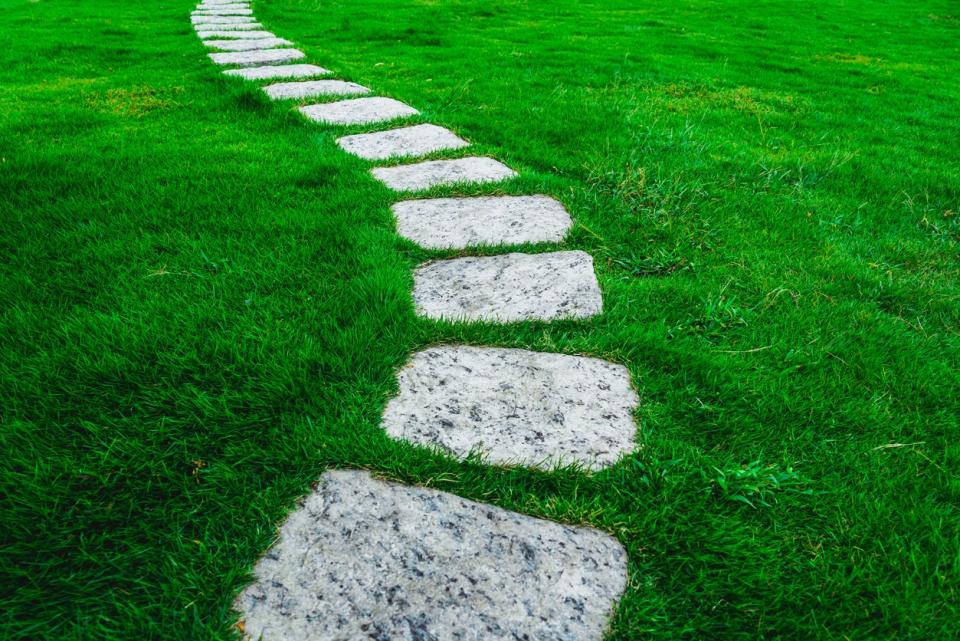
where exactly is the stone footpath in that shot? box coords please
[192,1,638,638]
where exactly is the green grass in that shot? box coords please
[1,0,959,638]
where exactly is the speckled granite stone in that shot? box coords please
[192,7,253,15]
[209,48,305,67]
[413,250,602,322]
[203,37,292,51]
[336,124,469,160]
[371,157,516,192]
[299,97,418,126]
[192,15,259,25]
[235,470,628,641]
[391,195,571,249]
[195,3,249,10]
[383,346,638,469]
[224,64,332,80]
[262,80,369,100]
[196,29,277,39]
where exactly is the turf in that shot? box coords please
[1,0,958,638]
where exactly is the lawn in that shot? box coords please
[1,0,959,638]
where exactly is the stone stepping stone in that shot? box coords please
[262,79,369,100]
[299,97,418,126]
[195,29,277,39]
[236,469,627,641]
[194,23,263,32]
[203,37,292,51]
[413,250,602,322]
[209,48,305,67]
[336,123,469,161]
[196,3,249,10]
[383,346,638,470]
[392,194,572,249]
[223,63,332,81]
[191,15,258,25]
[192,8,253,15]
[371,156,516,192]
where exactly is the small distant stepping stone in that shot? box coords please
[413,250,602,322]
[262,79,370,100]
[299,97,418,126]
[223,63,332,81]
[209,48,305,67]
[236,470,628,641]
[192,8,253,15]
[203,37,292,51]
[336,123,469,160]
[195,30,276,39]
[371,157,516,192]
[191,15,258,24]
[384,346,638,469]
[392,194,571,249]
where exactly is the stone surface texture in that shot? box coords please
[196,30,277,39]
[235,470,627,641]
[299,97,418,126]
[392,195,571,249]
[413,250,602,322]
[209,48,304,67]
[336,123,469,160]
[224,64,332,80]
[203,37,292,51]
[263,80,370,100]
[383,346,638,469]
[371,157,516,192]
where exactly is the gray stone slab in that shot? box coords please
[191,15,258,25]
[197,0,248,4]
[262,79,369,100]
[236,469,627,641]
[392,195,572,249]
[299,97,418,126]
[413,250,602,322]
[196,2,249,8]
[209,48,305,67]
[195,30,277,39]
[371,157,516,192]
[383,346,638,470]
[203,37,292,51]
[336,123,469,161]
[192,8,253,15]
[223,63,332,81]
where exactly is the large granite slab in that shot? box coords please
[262,79,370,100]
[383,346,638,469]
[196,30,277,39]
[203,37,292,51]
[371,157,516,192]
[224,64,332,81]
[391,194,571,249]
[209,48,305,67]
[299,97,418,125]
[336,123,469,160]
[413,250,602,322]
[235,469,628,641]
[192,8,254,15]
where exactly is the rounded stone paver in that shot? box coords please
[262,80,370,100]
[392,194,572,249]
[192,15,259,25]
[223,64,332,81]
[336,123,469,161]
[209,48,305,67]
[383,345,639,469]
[203,37,292,51]
[196,30,277,39]
[412,250,603,322]
[299,97,419,126]
[371,156,517,192]
[235,469,628,641]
